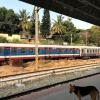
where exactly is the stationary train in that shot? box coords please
[0,43,100,62]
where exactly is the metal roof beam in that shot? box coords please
[19,0,100,26]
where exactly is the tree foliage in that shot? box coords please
[18,9,31,32]
[51,16,78,44]
[40,9,51,38]
[52,15,66,34]
[30,7,35,35]
[89,26,100,46]
[1,6,100,46]
[11,38,21,43]
[0,7,20,34]
[0,7,35,41]
[63,18,78,43]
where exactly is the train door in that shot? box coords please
[81,48,87,57]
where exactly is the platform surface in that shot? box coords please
[11,74,100,100]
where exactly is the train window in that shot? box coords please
[90,49,92,53]
[77,49,80,54]
[65,49,68,54]
[94,49,96,53]
[89,49,91,53]
[38,48,41,54]
[45,48,49,54]
[21,48,26,54]
[0,48,2,54]
[97,50,98,53]
[61,49,64,54]
[92,50,93,53]
[72,49,74,54]
[88,49,90,53]
[93,49,94,53]
[29,48,34,54]
[68,49,71,54]
[98,49,99,54]
[97,49,98,53]
[4,47,10,56]
[11,48,17,55]
[49,48,52,54]
[87,49,89,53]
[66,49,69,54]
[82,49,84,53]
[91,49,92,53]
[69,49,72,54]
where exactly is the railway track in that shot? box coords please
[0,63,100,83]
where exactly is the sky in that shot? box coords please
[0,0,93,29]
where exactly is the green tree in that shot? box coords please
[0,7,20,34]
[40,9,51,38]
[12,38,21,43]
[90,26,100,33]
[89,26,100,46]
[51,16,79,44]
[52,15,66,35]
[6,9,20,34]
[18,9,30,32]
[51,15,66,44]
[63,18,78,44]
[0,7,7,22]
[30,7,35,36]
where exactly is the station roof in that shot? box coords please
[19,0,100,26]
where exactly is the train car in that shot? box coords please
[38,45,80,58]
[0,43,35,61]
[0,43,100,63]
[79,46,100,58]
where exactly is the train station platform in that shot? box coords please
[0,63,100,99]
[11,73,100,100]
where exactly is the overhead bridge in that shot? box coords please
[19,0,100,26]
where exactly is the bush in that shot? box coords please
[11,38,21,43]
[0,36,8,43]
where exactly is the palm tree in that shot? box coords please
[51,15,66,35]
[51,15,66,44]
[18,9,30,32]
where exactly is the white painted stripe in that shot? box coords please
[0,56,5,58]
[8,54,80,58]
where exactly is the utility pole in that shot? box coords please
[86,32,88,46]
[35,6,39,71]
[71,34,72,45]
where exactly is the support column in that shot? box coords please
[35,6,39,71]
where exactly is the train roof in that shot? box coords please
[0,43,100,49]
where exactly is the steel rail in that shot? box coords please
[0,63,100,83]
